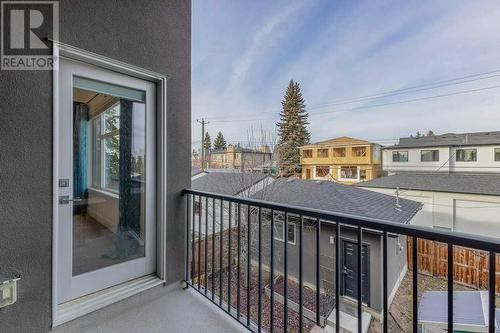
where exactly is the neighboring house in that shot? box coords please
[418,291,498,333]
[209,144,273,172]
[359,131,500,238]
[382,131,500,175]
[190,171,274,236]
[300,137,382,184]
[250,178,423,316]
[358,173,500,237]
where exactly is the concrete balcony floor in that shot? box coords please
[53,284,248,333]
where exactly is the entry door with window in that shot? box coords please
[341,240,369,304]
[57,57,157,304]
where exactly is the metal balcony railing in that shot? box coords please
[183,188,500,333]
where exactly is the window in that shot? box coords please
[340,166,358,179]
[194,201,201,215]
[421,150,439,162]
[92,103,121,192]
[392,151,408,162]
[316,166,330,177]
[302,149,312,158]
[273,219,296,245]
[495,148,500,161]
[333,148,346,157]
[360,169,367,181]
[317,149,329,158]
[352,146,367,157]
[456,149,477,162]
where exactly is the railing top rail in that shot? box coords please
[183,188,500,253]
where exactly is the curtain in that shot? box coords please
[73,102,89,214]
[107,100,141,259]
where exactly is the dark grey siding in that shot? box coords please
[0,1,190,332]
[252,215,407,312]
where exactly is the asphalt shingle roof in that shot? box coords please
[250,178,422,223]
[191,172,268,195]
[384,131,500,149]
[358,173,500,196]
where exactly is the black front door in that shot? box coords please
[342,240,369,304]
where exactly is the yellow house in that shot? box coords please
[300,136,382,184]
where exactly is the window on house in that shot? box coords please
[318,149,329,158]
[495,148,500,161]
[456,149,477,162]
[316,166,330,177]
[352,146,367,157]
[392,151,408,162]
[194,201,201,215]
[360,169,367,181]
[340,166,358,179]
[303,149,312,158]
[421,150,439,162]
[333,148,346,157]
[273,219,296,244]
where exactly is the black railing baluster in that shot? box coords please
[299,216,303,333]
[270,210,275,333]
[185,194,190,285]
[228,202,232,312]
[284,212,288,333]
[237,203,241,319]
[447,243,453,333]
[316,219,321,326]
[220,199,224,306]
[246,205,251,327]
[212,197,215,300]
[205,196,208,294]
[192,196,196,283]
[382,232,388,333]
[357,227,362,333]
[412,236,418,333]
[489,251,496,333]
[198,196,202,290]
[335,223,340,333]
[258,207,262,332]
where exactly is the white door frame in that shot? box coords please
[51,42,168,326]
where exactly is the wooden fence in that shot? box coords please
[407,238,500,294]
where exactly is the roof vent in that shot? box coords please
[287,178,294,182]
[315,180,323,185]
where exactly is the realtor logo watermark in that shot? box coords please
[1,1,58,70]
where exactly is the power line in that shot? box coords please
[204,84,500,124]
[199,68,500,122]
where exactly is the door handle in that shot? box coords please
[59,196,83,205]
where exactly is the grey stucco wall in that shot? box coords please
[0,1,190,332]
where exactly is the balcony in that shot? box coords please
[183,189,500,333]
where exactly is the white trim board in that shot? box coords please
[52,42,168,327]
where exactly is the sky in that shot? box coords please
[192,0,500,149]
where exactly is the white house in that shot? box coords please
[359,131,500,238]
[383,131,500,174]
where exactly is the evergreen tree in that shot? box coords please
[427,130,435,136]
[276,80,310,175]
[213,131,227,150]
[203,132,212,150]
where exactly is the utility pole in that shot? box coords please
[196,118,210,170]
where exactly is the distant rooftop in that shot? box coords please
[251,178,422,224]
[191,172,269,196]
[357,173,500,196]
[303,136,375,148]
[385,131,500,149]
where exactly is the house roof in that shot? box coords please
[418,291,497,330]
[250,178,422,223]
[384,131,500,149]
[357,173,500,196]
[301,136,375,148]
[191,172,269,195]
